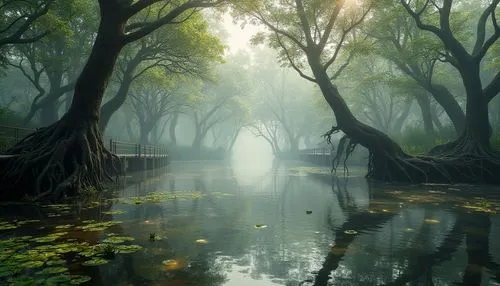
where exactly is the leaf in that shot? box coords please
[102,236,135,244]
[115,244,143,254]
[82,258,109,266]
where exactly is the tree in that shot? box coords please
[368,3,466,135]
[99,11,224,133]
[189,56,250,154]
[400,0,500,153]
[0,0,226,201]
[249,52,320,156]
[128,69,186,144]
[236,0,500,183]
[8,0,97,126]
[0,0,51,50]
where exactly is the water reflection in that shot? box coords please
[1,161,500,286]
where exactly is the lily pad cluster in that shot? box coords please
[0,235,91,285]
[75,220,122,232]
[0,219,40,230]
[0,219,144,285]
[116,191,207,205]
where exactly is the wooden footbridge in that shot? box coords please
[298,148,333,166]
[0,124,168,172]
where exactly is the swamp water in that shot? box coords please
[1,161,500,286]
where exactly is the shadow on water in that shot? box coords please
[1,161,500,285]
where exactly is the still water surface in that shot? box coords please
[1,161,500,286]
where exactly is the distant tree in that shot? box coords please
[0,0,227,201]
[250,60,319,156]
[189,58,249,154]
[128,69,186,144]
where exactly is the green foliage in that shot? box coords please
[395,125,456,155]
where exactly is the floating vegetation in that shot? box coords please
[0,219,41,231]
[102,236,135,244]
[82,258,110,266]
[424,219,440,224]
[254,224,268,229]
[149,233,163,242]
[75,220,122,232]
[461,198,499,214]
[344,230,358,235]
[0,216,145,285]
[117,191,208,205]
[102,210,127,215]
[55,224,73,229]
[115,244,143,254]
[195,239,208,245]
[35,266,68,275]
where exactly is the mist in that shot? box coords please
[1,1,500,285]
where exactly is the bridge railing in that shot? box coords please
[0,125,167,158]
[0,125,36,152]
[108,139,168,158]
[298,148,331,156]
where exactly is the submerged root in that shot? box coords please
[0,117,121,201]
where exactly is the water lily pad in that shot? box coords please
[45,274,72,284]
[55,224,73,229]
[115,244,143,254]
[102,210,126,215]
[21,260,44,268]
[344,230,358,235]
[46,259,66,266]
[35,266,68,275]
[102,236,135,244]
[82,258,109,266]
[70,275,92,285]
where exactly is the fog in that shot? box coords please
[1,1,500,285]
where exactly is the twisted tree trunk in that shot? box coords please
[0,3,125,201]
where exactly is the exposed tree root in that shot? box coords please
[0,115,121,201]
[324,126,500,184]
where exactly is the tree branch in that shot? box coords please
[122,0,224,44]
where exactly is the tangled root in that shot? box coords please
[0,116,121,201]
[324,126,500,184]
[323,125,358,176]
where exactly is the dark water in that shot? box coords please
[1,161,500,286]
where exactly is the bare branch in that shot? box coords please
[275,34,317,83]
[484,69,500,102]
[475,1,500,60]
[0,0,52,47]
[318,0,345,51]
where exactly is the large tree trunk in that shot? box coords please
[414,92,435,136]
[169,112,179,146]
[391,100,412,135]
[426,84,465,135]
[99,58,139,133]
[0,3,125,201]
[39,101,59,126]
